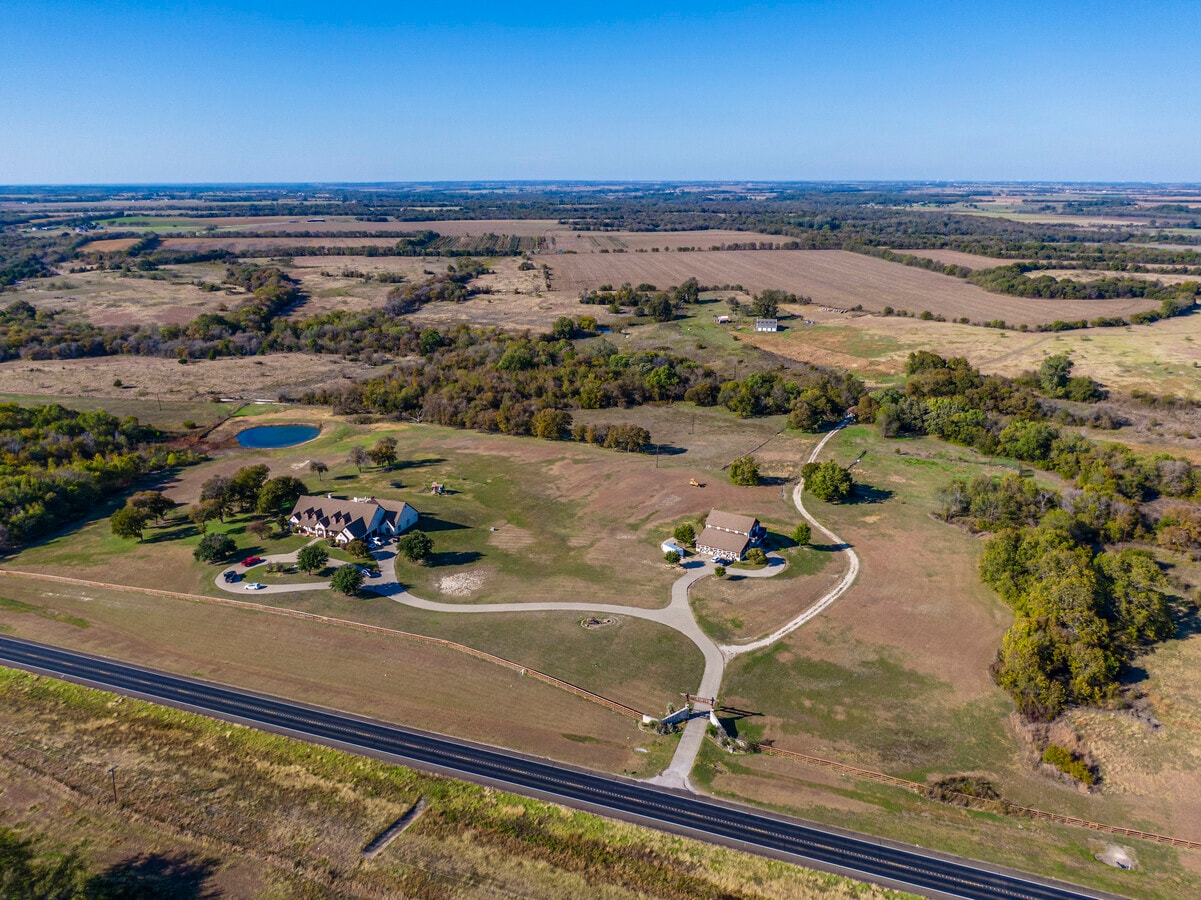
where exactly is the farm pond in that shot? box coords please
[235,424,320,448]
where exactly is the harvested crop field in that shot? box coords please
[885,248,1016,269]
[76,237,138,252]
[545,249,1159,325]
[395,217,564,236]
[161,236,409,252]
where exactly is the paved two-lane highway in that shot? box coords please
[0,635,1106,900]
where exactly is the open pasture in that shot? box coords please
[395,217,564,236]
[544,248,1159,325]
[702,425,1201,894]
[281,255,446,316]
[744,312,1201,400]
[1036,268,1200,285]
[11,266,233,326]
[0,575,675,776]
[283,254,559,323]
[0,353,378,402]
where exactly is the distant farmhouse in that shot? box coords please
[289,495,418,545]
[696,509,765,561]
[754,318,778,332]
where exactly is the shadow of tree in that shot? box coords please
[84,852,221,899]
[427,550,484,567]
[809,542,851,553]
[758,475,792,487]
[393,457,446,470]
[845,483,894,504]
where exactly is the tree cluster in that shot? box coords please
[0,402,199,550]
[714,369,864,430]
[802,460,853,502]
[316,328,719,437]
[860,352,1198,504]
[980,516,1173,720]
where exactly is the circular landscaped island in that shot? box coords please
[235,424,321,449]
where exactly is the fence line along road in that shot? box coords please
[0,569,645,721]
[10,569,1197,853]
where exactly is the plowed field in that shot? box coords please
[545,249,1158,325]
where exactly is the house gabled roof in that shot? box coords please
[697,527,750,555]
[339,518,369,539]
[705,509,759,536]
[289,496,378,535]
[375,498,415,525]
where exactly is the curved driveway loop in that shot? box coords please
[213,422,860,790]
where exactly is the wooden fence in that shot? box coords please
[0,569,646,721]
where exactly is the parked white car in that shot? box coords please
[244,582,266,591]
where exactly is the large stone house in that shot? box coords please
[695,509,766,561]
[288,495,419,545]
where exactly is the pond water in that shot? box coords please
[235,424,320,449]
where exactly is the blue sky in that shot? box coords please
[1,1,1197,183]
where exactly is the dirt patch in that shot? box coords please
[438,571,486,597]
[1094,843,1138,870]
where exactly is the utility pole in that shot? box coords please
[107,765,119,805]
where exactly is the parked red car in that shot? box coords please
[243,556,264,567]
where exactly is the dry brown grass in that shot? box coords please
[394,218,564,236]
[1037,269,1200,285]
[282,255,442,316]
[743,312,1201,400]
[0,575,664,774]
[0,354,378,402]
[13,267,231,326]
[0,666,915,900]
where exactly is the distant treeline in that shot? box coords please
[967,263,1200,302]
